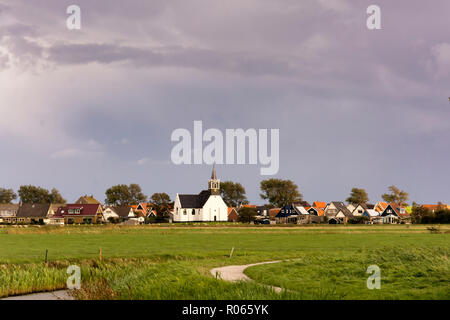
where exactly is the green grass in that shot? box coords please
[0,224,448,299]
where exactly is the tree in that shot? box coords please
[49,188,67,204]
[151,193,172,221]
[105,184,148,206]
[220,181,249,207]
[18,185,66,203]
[237,207,257,223]
[382,185,409,206]
[129,184,148,203]
[0,188,17,204]
[260,179,302,208]
[346,188,369,205]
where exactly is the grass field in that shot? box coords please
[0,224,449,299]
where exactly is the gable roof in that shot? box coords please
[75,195,100,204]
[313,201,327,209]
[375,202,388,213]
[329,202,353,217]
[178,190,212,209]
[16,203,52,218]
[381,203,408,217]
[56,204,102,217]
[106,206,134,218]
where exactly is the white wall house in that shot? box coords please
[103,206,135,222]
[173,167,228,222]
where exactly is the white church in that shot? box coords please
[173,166,228,222]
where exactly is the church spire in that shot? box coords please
[208,164,220,195]
[211,164,217,180]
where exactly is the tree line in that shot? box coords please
[0,181,412,208]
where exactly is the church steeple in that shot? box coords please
[208,164,220,195]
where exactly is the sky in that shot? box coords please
[0,0,449,205]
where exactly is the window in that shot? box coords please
[183,209,187,215]
[192,209,195,215]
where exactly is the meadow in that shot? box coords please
[0,224,449,299]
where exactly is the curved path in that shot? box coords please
[1,290,73,300]
[210,260,283,293]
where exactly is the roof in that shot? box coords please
[16,203,52,218]
[330,202,353,217]
[292,201,311,207]
[375,202,388,212]
[106,206,134,218]
[382,203,409,217]
[268,208,280,218]
[211,165,217,180]
[366,209,379,217]
[75,195,100,204]
[313,201,327,209]
[241,204,257,208]
[56,204,102,217]
[295,206,310,215]
[178,190,211,209]
[0,204,19,211]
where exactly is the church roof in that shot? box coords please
[178,190,212,209]
[211,165,217,180]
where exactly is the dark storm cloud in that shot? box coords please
[1,0,449,204]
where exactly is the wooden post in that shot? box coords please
[99,247,102,262]
[44,249,48,266]
[229,247,234,258]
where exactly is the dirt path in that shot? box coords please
[210,260,283,293]
[1,290,73,300]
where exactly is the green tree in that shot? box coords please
[410,203,429,224]
[151,192,172,222]
[259,179,302,208]
[237,207,257,223]
[346,188,369,205]
[0,188,17,204]
[105,184,147,206]
[49,188,67,204]
[382,185,409,206]
[18,185,66,203]
[220,181,249,207]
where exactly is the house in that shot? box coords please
[16,203,56,224]
[275,204,300,224]
[228,207,239,222]
[325,202,353,224]
[255,206,270,218]
[380,203,409,224]
[56,203,103,224]
[173,166,228,222]
[103,206,135,222]
[0,204,19,224]
[351,204,375,217]
[275,204,310,224]
[306,207,324,216]
[76,195,101,204]
[131,203,154,218]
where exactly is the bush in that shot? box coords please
[347,216,369,224]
